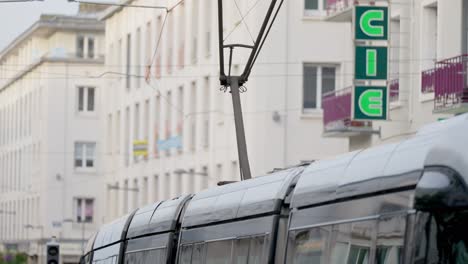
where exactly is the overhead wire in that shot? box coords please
[233,0,256,44]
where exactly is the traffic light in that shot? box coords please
[46,240,60,264]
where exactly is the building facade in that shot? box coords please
[101,0,352,220]
[102,0,468,220]
[320,0,468,150]
[0,14,105,264]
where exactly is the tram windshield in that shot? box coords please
[414,211,468,264]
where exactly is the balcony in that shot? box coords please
[322,87,378,137]
[421,68,436,94]
[431,54,468,114]
[389,78,399,102]
[325,0,355,21]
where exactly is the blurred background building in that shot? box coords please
[0,0,467,262]
[0,11,105,264]
[100,0,352,220]
[100,0,468,219]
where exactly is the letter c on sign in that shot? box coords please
[360,10,385,37]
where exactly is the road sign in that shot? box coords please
[355,6,388,40]
[355,46,388,80]
[354,86,388,120]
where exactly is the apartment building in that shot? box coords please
[101,0,353,219]
[0,14,105,264]
[320,0,468,150]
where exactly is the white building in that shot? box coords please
[100,0,351,220]
[101,0,468,220]
[320,0,468,150]
[0,14,106,264]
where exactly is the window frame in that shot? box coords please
[303,0,327,17]
[286,212,410,264]
[76,35,97,59]
[302,63,338,114]
[74,197,94,223]
[76,86,97,115]
[74,141,97,171]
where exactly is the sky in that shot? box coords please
[0,0,79,51]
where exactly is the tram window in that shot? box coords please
[191,243,205,264]
[234,238,250,264]
[179,245,193,264]
[348,245,370,264]
[206,240,233,264]
[375,215,406,264]
[248,236,266,264]
[291,226,330,263]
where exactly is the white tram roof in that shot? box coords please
[126,195,191,238]
[93,214,132,249]
[291,114,468,209]
[181,167,304,228]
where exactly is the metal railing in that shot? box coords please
[421,68,436,94]
[326,0,354,16]
[323,86,352,128]
[390,78,399,102]
[434,54,468,111]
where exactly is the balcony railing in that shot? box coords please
[433,54,468,113]
[390,79,399,102]
[421,68,436,94]
[323,87,374,136]
[326,0,354,17]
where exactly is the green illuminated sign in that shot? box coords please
[354,86,388,120]
[355,46,388,80]
[355,6,388,40]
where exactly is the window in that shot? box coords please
[125,248,166,264]
[136,28,141,88]
[178,86,184,150]
[205,0,212,56]
[422,5,438,71]
[291,227,330,264]
[126,33,132,89]
[76,36,96,59]
[77,36,84,58]
[77,87,96,113]
[75,198,94,223]
[203,77,210,148]
[179,245,193,264]
[304,0,327,16]
[303,64,336,111]
[191,0,199,63]
[288,220,376,264]
[190,82,197,152]
[74,142,96,169]
[375,215,406,264]
[146,22,152,66]
[206,240,232,264]
[88,38,95,59]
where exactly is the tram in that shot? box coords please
[81,114,468,264]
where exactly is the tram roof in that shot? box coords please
[291,114,468,209]
[93,213,133,249]
[181,167,304,228]
[126,195,191,238]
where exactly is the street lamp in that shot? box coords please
[24,224,44,264]
[62,218,87,256]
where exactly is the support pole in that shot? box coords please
[229,77,252,180]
